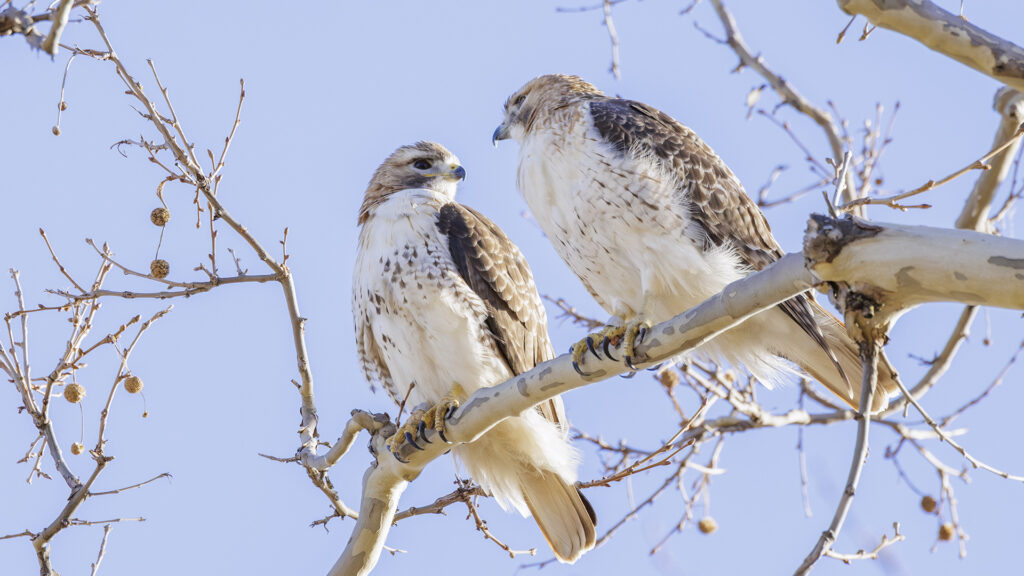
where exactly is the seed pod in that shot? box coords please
[150,207,171,226]
[698,517,718,534]
[921,495,937,513]
[938,523,955,541]
[124,375,144,394]
[64,382,85,403]
[71,442,84,455]
[656,368,679,388]
[52,126,61,136]
[150,259,170,279]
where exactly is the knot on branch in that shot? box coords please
[845,292,881,320]
[804,214,883,264]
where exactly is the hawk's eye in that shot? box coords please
[514,95,526,106]
[413,159,432,170]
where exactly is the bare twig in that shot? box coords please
[794,336,880,575]
[708,0,856,209]
[890,372,1024,482]
[840,124,1024,212]
[88,525,112,576]
[823,522,904,563]
[90,472,172,496]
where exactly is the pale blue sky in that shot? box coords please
[3,2,1023,575]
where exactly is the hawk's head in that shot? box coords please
[493,74,603,144]
[359,141,466,225]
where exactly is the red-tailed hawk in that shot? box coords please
[353,142,596,562]
[493,75,898,412]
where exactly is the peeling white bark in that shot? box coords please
[805,216,1024,324]
[837,0,1024,93]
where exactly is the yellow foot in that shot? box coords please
[388,386,463,461]
[570,319,653,375]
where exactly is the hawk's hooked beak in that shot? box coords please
[492,121,510,147]
[446,164,467,181]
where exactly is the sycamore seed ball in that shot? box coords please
[150,207,170,226]
[64,382,85,403]
[150,259,170,279]
[124,375,144,394]
[921,495,937,513]
[52,126,61,136]
[698,517,718,534]
[71,442,84,455]
[657,368,679,388]
[939,523,955,541]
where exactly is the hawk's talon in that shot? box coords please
[387,390,460,454]
[405,432,425,451]
[601,337,617,361]
[638,326,648,345]
[438,430,451,444]
[624,355,638,371]
[392,450,409,464]
[416,420,432,443]
[585,336,600,359]
[444,404,459,421]
[572,361,589,377]
[619,370,637,379]
[646,363,664,371]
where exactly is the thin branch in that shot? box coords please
[393,483,487,522]
[90,472,172,496]
[823,522,904,563]
[88,525,112,576]
[794,336,880,574]
[602,0,621,79]
[463,489,536,558]
[708,0,856,209]
[890,372,1024,482]
[840,124,1024,212]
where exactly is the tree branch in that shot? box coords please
[794,323,881,574]
[330,218,1024,574]
[837,0,1024,93]
[956,88,1024,231]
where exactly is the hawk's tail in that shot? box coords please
[521,470,597,564]
[785,299,900,413]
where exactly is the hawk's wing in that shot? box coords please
[589,98,783,269]
[589,98,842,379]
[437,203,566,428]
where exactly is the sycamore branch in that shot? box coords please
[957,89,1024,232]
[805,216,1024,326]
[837,0,1024,93]
[328,218,1024,575]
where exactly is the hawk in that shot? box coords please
[493,74,898,412]
[353,142,596,562]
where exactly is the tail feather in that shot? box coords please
[779,299,899,413]
[521,470,596,564]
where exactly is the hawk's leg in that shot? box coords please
[387,384,463,459]
[570,317,653,374]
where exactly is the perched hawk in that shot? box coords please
[493,75,898,412]
[353,142,596,562]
